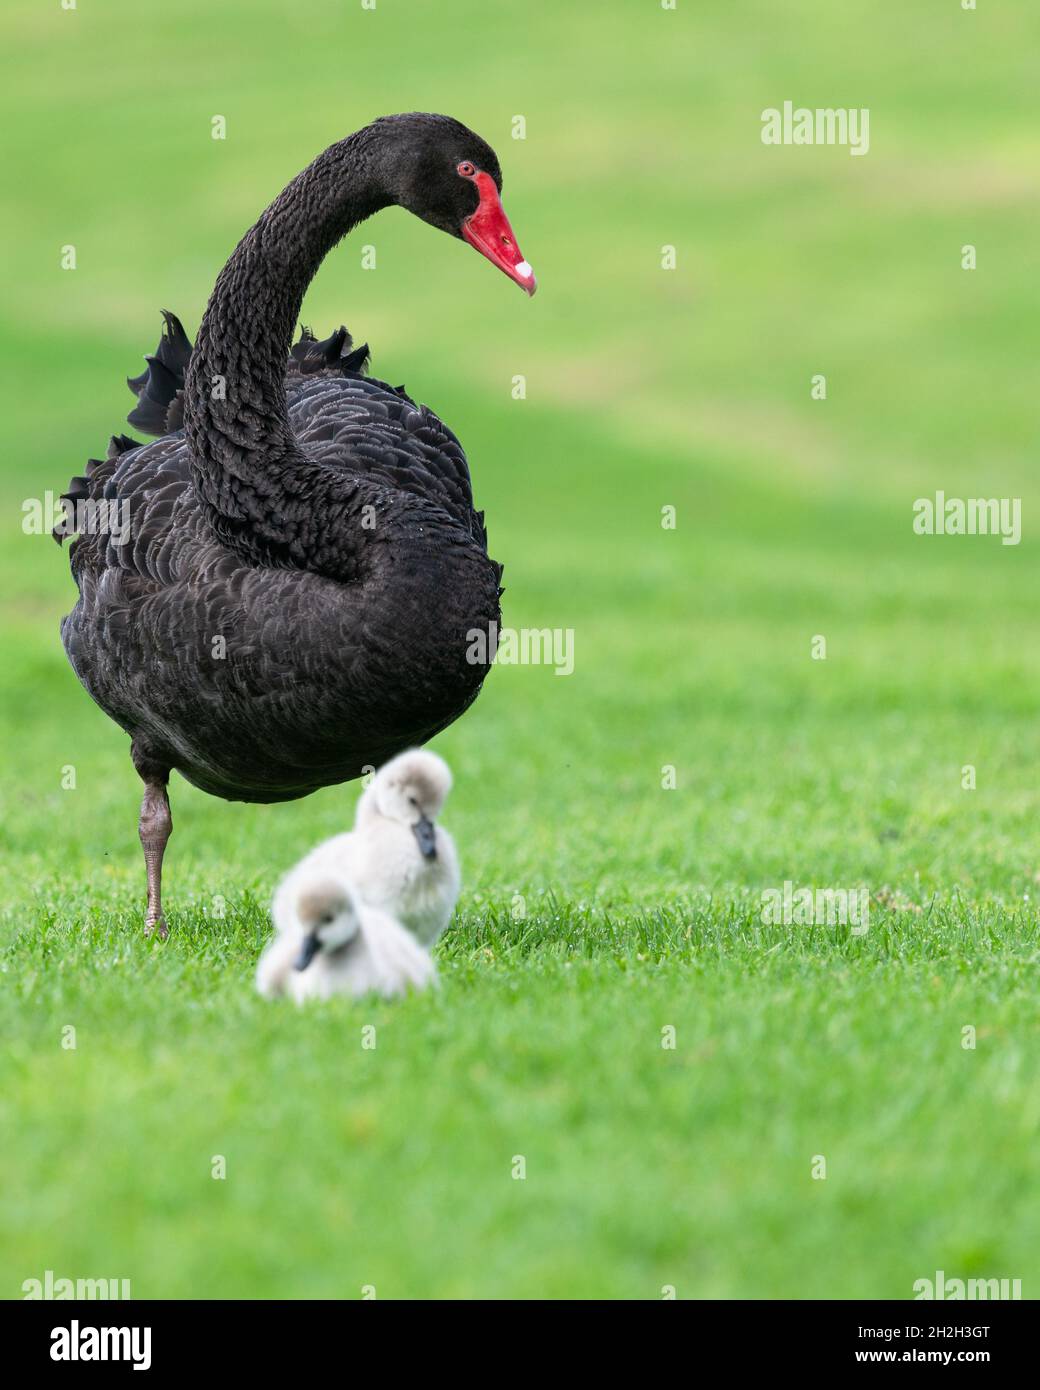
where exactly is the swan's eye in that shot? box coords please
[457,161,476,178]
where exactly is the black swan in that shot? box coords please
[56,113,534,937]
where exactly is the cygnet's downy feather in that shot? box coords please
[257,873,436,1003]
[273,748,460,946]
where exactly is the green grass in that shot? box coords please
[2,0,1039,1299]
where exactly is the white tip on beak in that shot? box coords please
[513,260,537,295]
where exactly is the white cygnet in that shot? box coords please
[272,748,460,947]
[256,874,436,1003]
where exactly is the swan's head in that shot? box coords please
[293,878,360,971]
[371,113,536,296]
[365,748,453,861]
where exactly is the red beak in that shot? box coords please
[461,172,536,296]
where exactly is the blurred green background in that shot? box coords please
[1,1,1038,1299]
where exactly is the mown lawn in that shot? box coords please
[1,0,1038,1298]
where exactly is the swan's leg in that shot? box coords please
[139,781,172,938]
[132,741,173,939]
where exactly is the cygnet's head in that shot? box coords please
[293,878,361,972]
[364,749,453,861]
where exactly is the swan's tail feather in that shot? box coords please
[127,356,179,434]
[340,342,371,374]
[292,324,348,371]
[156,310,192,374]
[52,470,97,545]
[291,324,370,378]
[126,311,193,436]
[106,433,142,460]
[292,325,318,352]
[53,436,142,545]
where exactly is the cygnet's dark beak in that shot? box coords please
[412,814,438,861]
[293,932,322,972]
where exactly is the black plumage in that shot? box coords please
[57,114,520,935]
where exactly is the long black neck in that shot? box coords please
[183,130,390,566]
